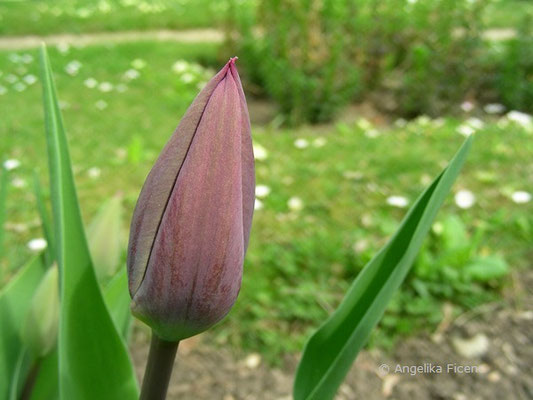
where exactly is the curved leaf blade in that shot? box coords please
[294,136,473,400]
[0,256,46,399]
[104,269,133,340]
[40,45,138,400]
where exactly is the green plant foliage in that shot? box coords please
[87,195,124,283]
[103,269,133,340]
[495,14,533,112]
[39,45,138,400]
[0,256,46,399]
[293,136,472,400]
[32,172,56,268]
[229,0,360,124]
[30,350,59,400]
[0,166,8,271]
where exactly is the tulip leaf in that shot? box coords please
[30,350,59,400]
[33,171,56,267]
[104,269,133,340]
[0,256,46,399]
[0,165,8,272]
[87,196,123,283]
[293,136,473,400]
[40,45,138,400]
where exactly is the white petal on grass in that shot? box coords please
[386,195,409,208]
[23,74,37,85]
[0,85,7,95]
[87,167,101,179]
[124,69,140,80]
[13,82,26,92]
[507,111,532,128]
[511,191,531,204]
[131,58,147,69]
[8,53,21,63]
[457,124,475,137]
[181,73,194,83]
[466,117,484,130]
[98,82,113,92]
[11,177,27,188]
[455,189,476,209]
[353,239,369,254]
[255,185,271,198]
[395,118,407,128]
[3,159,21,170]
[56,42,70,54]
[416,115,431,126]
[5,74,18,83]
[65,60,82,76]
[294,138,309,149]
[253,143,268,160]
[432,222,444,235]
[343,170,363,180]
[84,78,98,88]
[95,100,108,110]
[484,103,505,114]
[172,60,189,73]
[356,118,373,131]
[365,129,380,138]
[288,197,304,211]
[27,238,47,252]
[21,54,33,64]
[313,137,327,147]
[254,199,264,210]
[460,101,474,112]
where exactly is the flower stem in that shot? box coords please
[139,333,179,400]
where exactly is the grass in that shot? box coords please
[0,0,254,36]
[1,41,532,360]
[0,0,531,37]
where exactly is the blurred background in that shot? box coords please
[0,0,532,399]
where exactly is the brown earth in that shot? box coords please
[129,269,533,400]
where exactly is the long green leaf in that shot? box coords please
[0,256,46,399]
[33,171,56,267]
[0,165,8,274]
[30,350,59,400]
[293,136,473,400]
[40,45,138,400]
[87,195,123,283]
[103,269,133,340]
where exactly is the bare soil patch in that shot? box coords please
[130,269,533,399]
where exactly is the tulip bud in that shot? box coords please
[127,58,255,341]
[21,264,59,357]
[87,194,123,282]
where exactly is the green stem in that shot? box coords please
[139,333,179,400]
[20,358,41,400]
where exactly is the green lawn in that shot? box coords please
[0,0,254,36]
[0,0,531,37]
[1,41,532,359]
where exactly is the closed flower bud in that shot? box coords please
[87,194,123,282]
[127,58,255,341]
[21,264,59,357]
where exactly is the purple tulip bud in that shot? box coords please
[127,58,255,341]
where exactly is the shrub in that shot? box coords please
[227,0,491,122]
[376,0,487,117]
[226,0,360,125]
[494,14,533,112]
